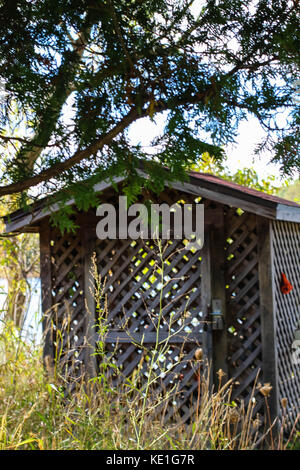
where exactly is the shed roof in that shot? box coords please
[189,171,299,208]
[3,170,300,233]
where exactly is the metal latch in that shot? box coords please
[211,299,224,330]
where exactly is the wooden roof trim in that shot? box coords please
[139,170,300,221]
[276,204,300,223]
[164,178,276,220]
[3,172,300,232]
[4,176,125,233]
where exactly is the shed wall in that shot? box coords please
[39,192,300,426]
[40,213,87,384]
[224,209,264,414]
[272,220,300,429]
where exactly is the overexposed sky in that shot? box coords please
[224,118,282,179]
[127,113,285,183]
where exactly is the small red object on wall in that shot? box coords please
[280,272,293,295]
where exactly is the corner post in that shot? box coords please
[201,225,213,385]
[39,219,54,367]
[210,211,228,386]
[257,217,279,426]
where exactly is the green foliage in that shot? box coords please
[226,168,280,195]
[190,152,283,195]
[0,0,299,219]
[278,179,300,203]
[50,206,78,234]
[0,198,39,327]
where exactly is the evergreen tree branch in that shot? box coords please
[15,10,96,171]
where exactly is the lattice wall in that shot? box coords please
[94,191,210,423]
[41,191,300,427]
[272,220,300,429]
[225,209,264,412]
[47,220,86,384]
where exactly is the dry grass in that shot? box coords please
[0,320,299,451]
[0,248,299,451]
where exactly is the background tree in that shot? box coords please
[0,0,299,218]
[0,229,39,330]
[0,145,39,330]
[191,152,284,194]
[278,178,300,202]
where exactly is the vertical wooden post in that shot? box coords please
[201,225,213,385]
[81,212,98,379]
[210,212,228,386]
[39,219,54,366]
[257,217,279,426]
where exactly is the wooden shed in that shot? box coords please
[4,170,300,428]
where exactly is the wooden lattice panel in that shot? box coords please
[272,220,300,429]
[49,223,85,382]
[95,236,208,422]
[41,189,287,425]
[225,210,263,411]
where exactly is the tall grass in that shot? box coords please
[0,321,299,450]
[0,244,299,450]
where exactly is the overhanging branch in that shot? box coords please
[16,12,96,171]
[0,82,232,197]
[0,107,146,196]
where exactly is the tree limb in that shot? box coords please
[0,79,227,197]
[16,16,95,171]
[0,106,146,196]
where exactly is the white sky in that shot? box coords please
[127,113,285,183]
[223,118,283,178]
